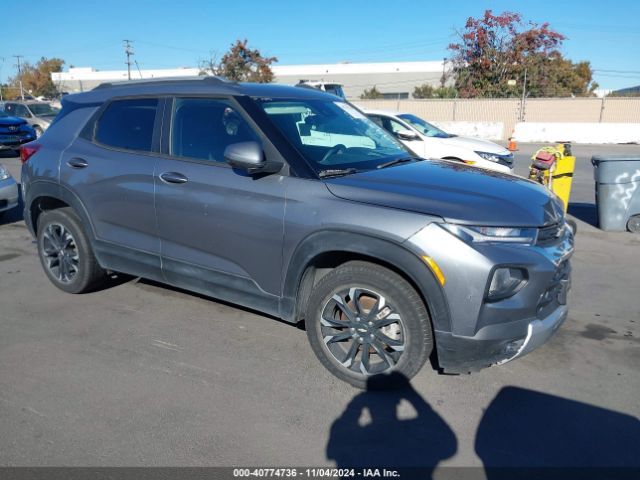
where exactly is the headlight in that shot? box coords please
[0,164,10,181]
[441,224,537,245]
[487,267,528,301]
[475,151,501,162]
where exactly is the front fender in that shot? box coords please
[280,229,451,333]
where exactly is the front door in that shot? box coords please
[154,97,285,315]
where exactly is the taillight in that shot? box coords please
[20,143,42,164]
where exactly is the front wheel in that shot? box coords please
[305,261,433,389]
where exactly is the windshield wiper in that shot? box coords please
[376,156,421,170]
[318,168,358,178]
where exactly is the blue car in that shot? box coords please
[0,109,37,153]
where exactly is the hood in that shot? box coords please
[0,116,27,127]
[324,160,564,227]
[441,135,509,154]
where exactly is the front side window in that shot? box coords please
[170,98,259,162]
[95,98,158,152]
[256,99,410,173]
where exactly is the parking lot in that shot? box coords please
[0,144,639,471]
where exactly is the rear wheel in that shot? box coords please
[37,208,107,293]
[305,261,433,389]
[627,215,640,233]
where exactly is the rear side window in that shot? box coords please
[95,98,158,152]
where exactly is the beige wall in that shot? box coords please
[354,97,640,140]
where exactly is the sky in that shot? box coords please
[1,0,639,90]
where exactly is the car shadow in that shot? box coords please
[476,386,640,479]
[568,202,598,228]
[325,372,457,478]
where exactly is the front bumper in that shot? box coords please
[0,178,19,213]
[434,304,568,373]
[406,221,573,373]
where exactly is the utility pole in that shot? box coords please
[13,54,25,100]
[441,57,446,88]
[0,56,4,102]
[123,40,134,81]
[520,66,528,122]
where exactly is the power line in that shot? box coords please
[123,39,134,81]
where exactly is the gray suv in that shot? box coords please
[21,77,573,388]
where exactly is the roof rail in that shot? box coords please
[94,75,231,90]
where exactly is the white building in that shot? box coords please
[51,60,448,99]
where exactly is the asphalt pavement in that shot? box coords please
[0,145,639,473]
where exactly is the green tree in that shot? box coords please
[360,86,383,99]
[8,57,65,97]
[200,39,277,83]
[413,84,458,99]
[448,10,597,97]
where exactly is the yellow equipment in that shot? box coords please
[528,143,576,212]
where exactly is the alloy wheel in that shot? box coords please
[41,222,79,284]
[320,287,406,375]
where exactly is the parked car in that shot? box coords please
[21,78,573,388]
[1,100,60,137]
[364,109,515,174]
[0,109,37,154]
[0,163,19,216]
[296,80,346,98]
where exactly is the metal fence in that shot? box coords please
[354,97,640,140]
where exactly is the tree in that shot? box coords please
[448,10,597,97]
[360,86,383,99]
[200,39,276,83]
[8,57,65,98]
[413,84,458,99]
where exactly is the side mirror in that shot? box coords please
[224,141,281,174]
[396,129,420,141]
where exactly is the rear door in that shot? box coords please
[154,97,285,314]
[59,97,163,278]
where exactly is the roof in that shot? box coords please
[65,76,335,104]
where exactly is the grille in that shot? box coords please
[537,222,564,246]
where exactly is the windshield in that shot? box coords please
[256,98,411,173]
[28,103,60,117]
[397,113,451,138]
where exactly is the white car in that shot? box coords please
[364,109,514,174]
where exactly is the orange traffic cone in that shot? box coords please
[507,131,518,152]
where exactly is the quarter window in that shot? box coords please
[170,98,259,162]
[95,98,158,152]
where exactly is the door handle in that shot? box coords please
[159,172,189,184]
[67,158,88,169]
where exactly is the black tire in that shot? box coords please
[37,207,106,293]
[567,218,578,236]
[305,261,433,389]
